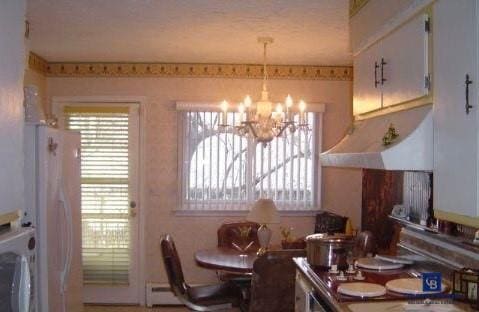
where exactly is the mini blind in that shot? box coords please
[179,111,320,211]
[65,106,131,285]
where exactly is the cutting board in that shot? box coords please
[356,257,404,270]
[338,282,387,297]
[385,278,446,294]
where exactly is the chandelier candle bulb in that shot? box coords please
[244,95,252,108]
[285,95,293,121]
[275,103,283,114]
[238,103,245,124]
[244,95,252,121]
[275,103,284,122]
[299,100,307,124]
[220,100,228,126]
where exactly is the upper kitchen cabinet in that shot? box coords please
[381,14,430,107]
[353,12,431,116]
[353,41,382,115]
[434,0,479,226]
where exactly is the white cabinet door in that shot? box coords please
[353,42,382,115]
[434,0,479,219]
[381,13,429,107]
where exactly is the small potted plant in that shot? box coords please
[280,226,306,249]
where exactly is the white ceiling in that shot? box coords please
[26,0,352,65]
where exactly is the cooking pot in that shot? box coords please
[305,233,354,269]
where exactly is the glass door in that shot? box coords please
[64,104,140,303]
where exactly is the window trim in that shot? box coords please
[176,101,325,214]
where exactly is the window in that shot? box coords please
[178,108,322,212]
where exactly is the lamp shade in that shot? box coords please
[246,199,280,224]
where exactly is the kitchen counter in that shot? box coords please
[293,257,474,312]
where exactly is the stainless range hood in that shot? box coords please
[320,105,432,170]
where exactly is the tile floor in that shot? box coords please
[84,305,188,312]
[84,305,239,311]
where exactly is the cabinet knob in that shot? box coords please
[129,201,137,217]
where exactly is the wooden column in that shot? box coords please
[361,169,403,253]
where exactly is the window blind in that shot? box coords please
[65,106,131,285]
[179,111,319,211]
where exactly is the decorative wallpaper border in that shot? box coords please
[350,0,370,17]
[28,52,49,74]
[28,53,353,81]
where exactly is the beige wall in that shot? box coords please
[46,76,362,284]
[350,0,415,53]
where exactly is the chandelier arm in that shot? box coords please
[247,122,259,139]
[276,123,290,137]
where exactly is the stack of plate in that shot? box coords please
[385,278,446,294]
[338,282,386,297]
[356,257,404,270]
[374,254,420,264]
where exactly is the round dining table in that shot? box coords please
[194,247,258,273]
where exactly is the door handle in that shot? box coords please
[380,58,387,85]
[465,74,473,114]
[129,201,137,217]
[374,61,380,88]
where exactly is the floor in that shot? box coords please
[84,305,239,311]
[84,305,188,312]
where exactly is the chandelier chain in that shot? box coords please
[263,41,268,92]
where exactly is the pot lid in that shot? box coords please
[306,233,353,243]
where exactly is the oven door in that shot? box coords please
[308,292,333,312]
[0,228,35,312]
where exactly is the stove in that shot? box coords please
[302,260,448,303]
[294,226,478,311]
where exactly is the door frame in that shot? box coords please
[52,96,148,305]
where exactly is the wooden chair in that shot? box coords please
[160,234,241,311]
[215,221,260,282]
[247,249,306,312]
[217,221,260,251]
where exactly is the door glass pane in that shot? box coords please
[66,107,130,285]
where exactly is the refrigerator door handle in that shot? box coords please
[59,182,74,295]
[12,255,31,312]
[18,256,31,312]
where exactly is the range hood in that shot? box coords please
[321,105,432,170]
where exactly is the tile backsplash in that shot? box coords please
[402,171,432,224]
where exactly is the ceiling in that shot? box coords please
[26,0,352,65]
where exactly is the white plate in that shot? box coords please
[338,282,386,297]
[385,278,446,295]
[356,257,404,270]
[375,254,414,265]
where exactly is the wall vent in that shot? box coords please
[145,283,182,307]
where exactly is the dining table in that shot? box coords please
[194,247,258,274]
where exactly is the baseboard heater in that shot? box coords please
[146,283,182,307]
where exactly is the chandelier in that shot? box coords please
[219,37,308,146]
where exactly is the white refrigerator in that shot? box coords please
[24,123,83,312]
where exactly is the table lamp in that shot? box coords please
[246,198,280,255]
